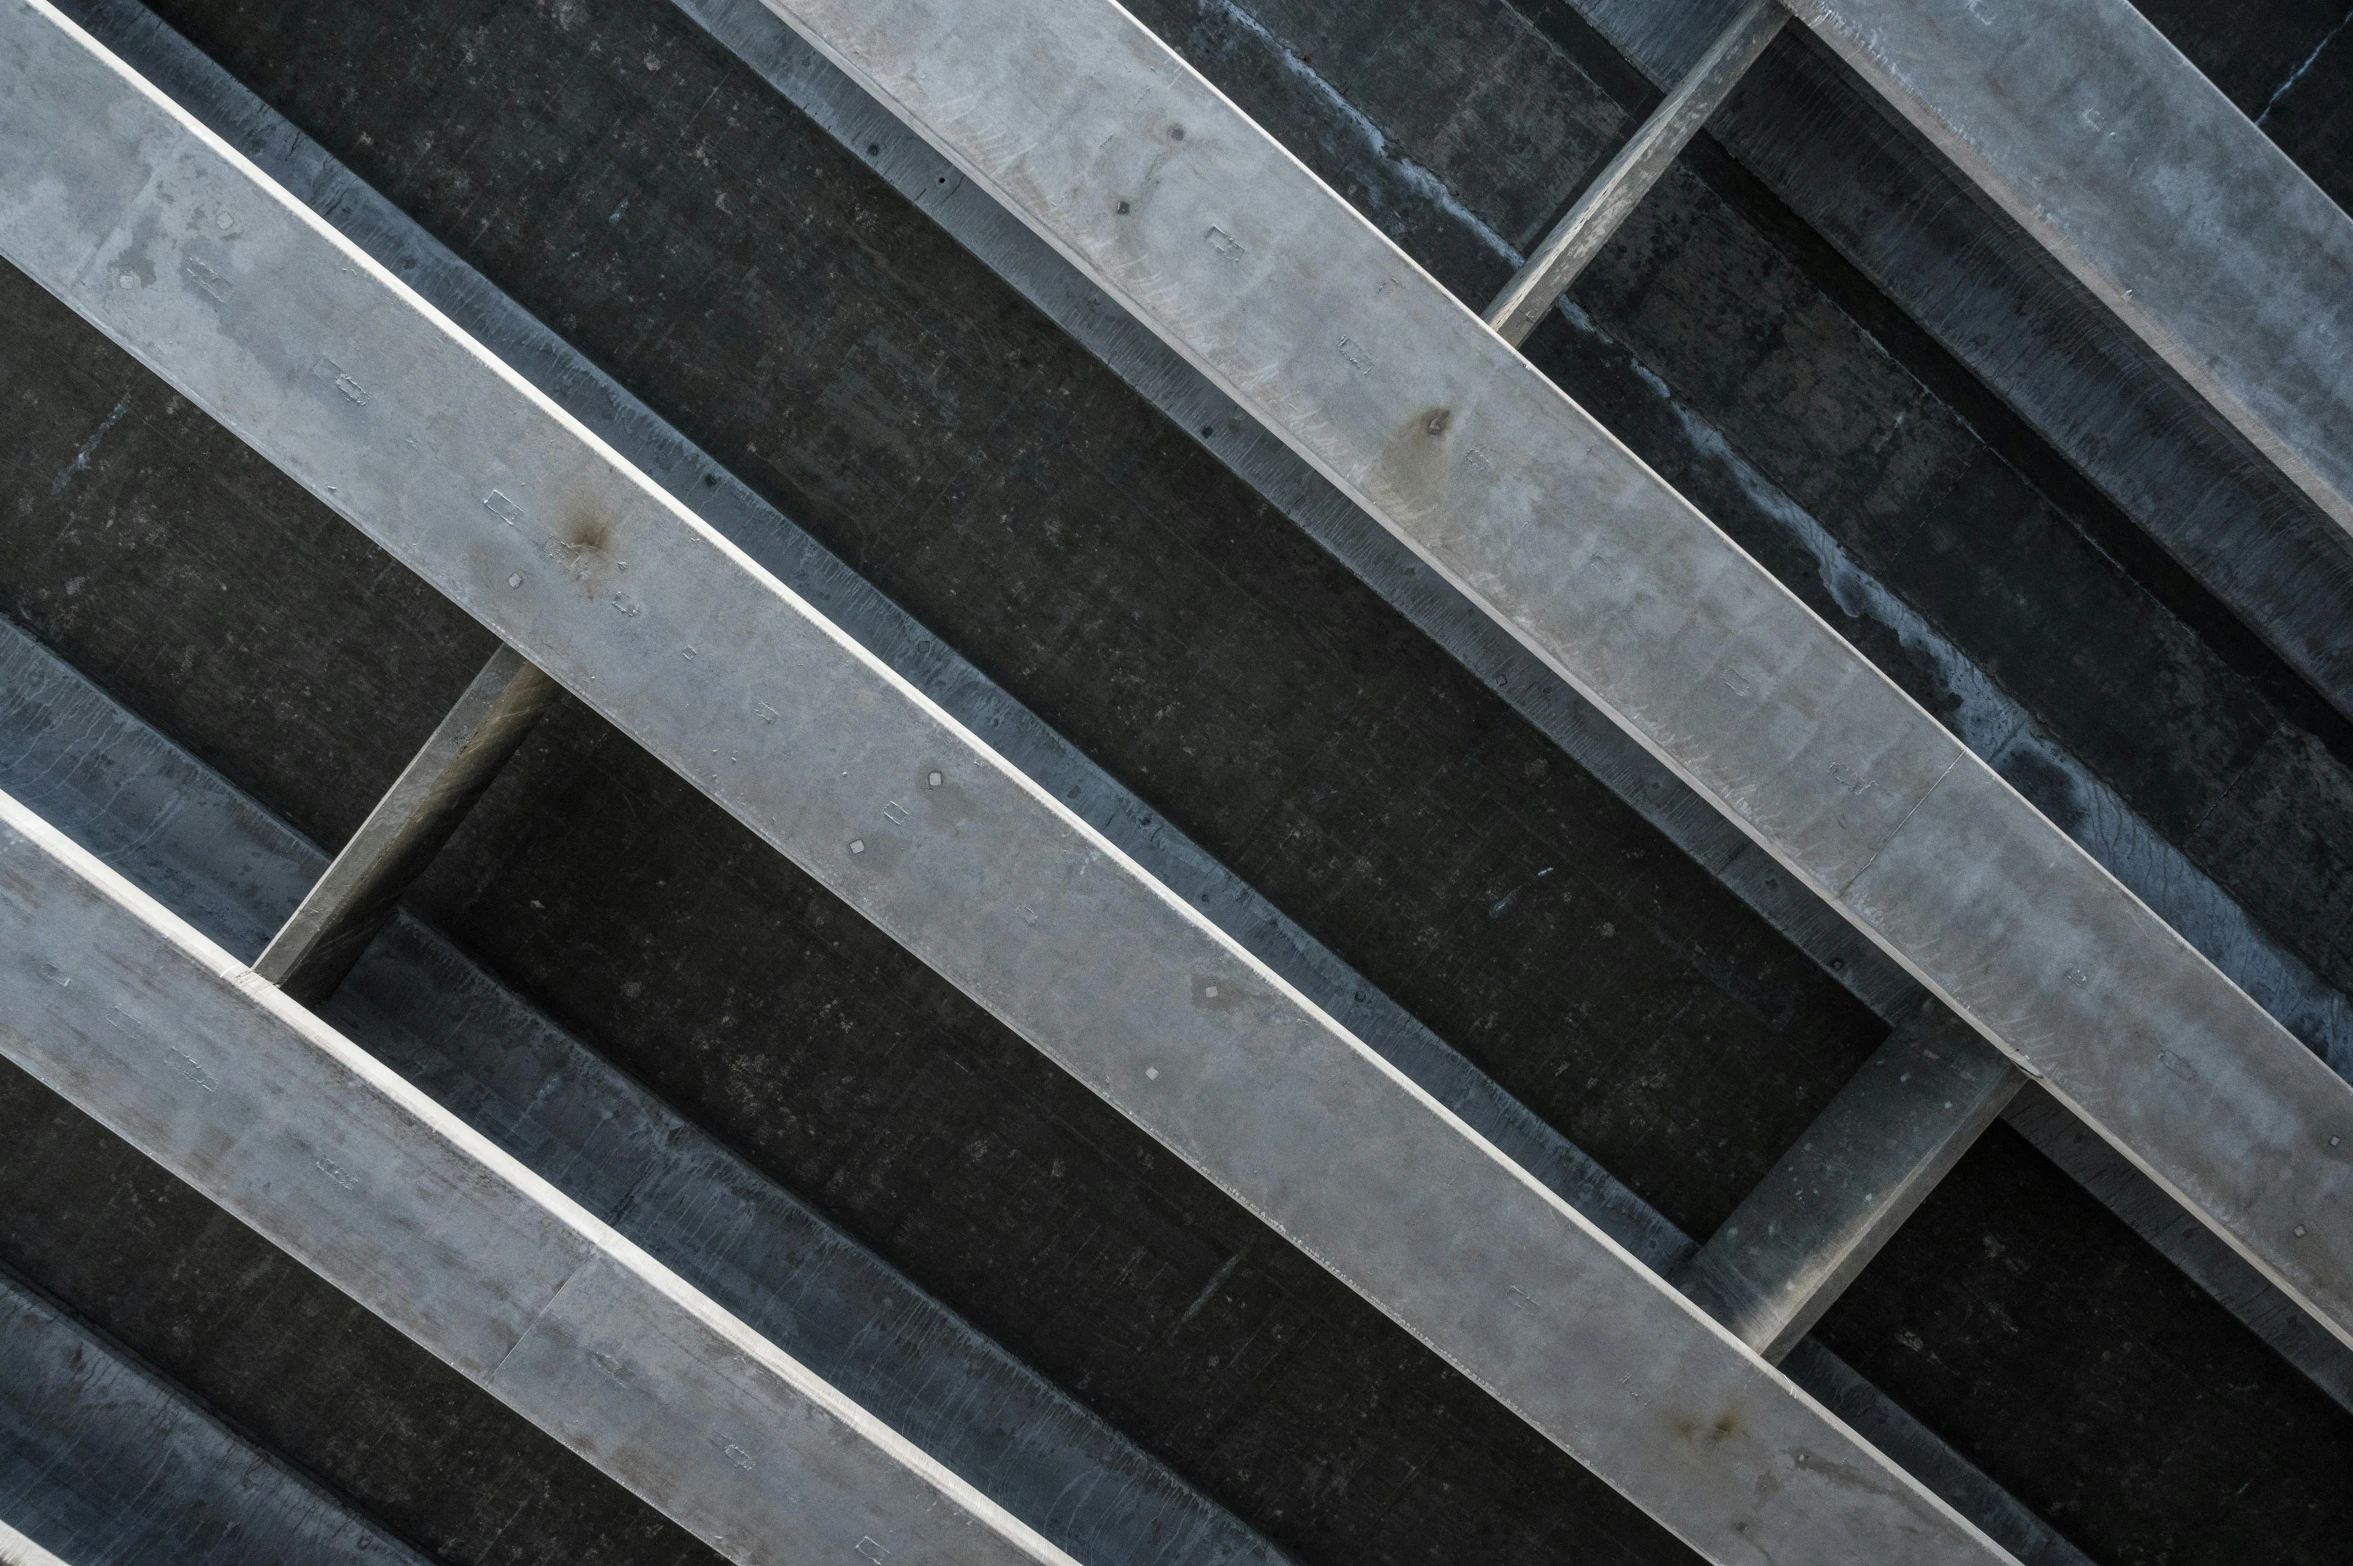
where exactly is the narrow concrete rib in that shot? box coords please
[1679,1004,2021,1362]
[1788,0,2353,545]
[0,445,2081,1566]
[255,643,556,1005]
[742,0,2353,1349]
[0,12,2014,1560]
[1485,0,1784,346]
[0,789,1074,1566]
[0,1271,433,1566]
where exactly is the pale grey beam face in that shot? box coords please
[740,0,2353,1350]
[255,643,557,1005]
[0,789,1076,1566]
[1679,1003,2023,1363]
[1789,0,2353,547]
[1486,0,1786,346]
[0,10,2017,1560]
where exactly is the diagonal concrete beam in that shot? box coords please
[0,7,2013,1559]
[0,788,1075,1566]
[255,643,557,1005]
[0,1270,436,1566]
[1786,0,2353,549]
[738,0,2353,1351]
[1486,0,1785,346]
[1679,1003,2021,1362]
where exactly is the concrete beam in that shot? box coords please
[0,787,1074,1566]
[740,0,2353,1349]
[1789,0,2353,548]
[0,9,2014,1559]
[255,643,556,1004]
[1485,0,1784,346]
[0,1270,434,1566]
[1680,1004,2021,1361]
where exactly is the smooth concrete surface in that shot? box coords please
[1790,0,2353,546]
[1485,0,1784,345]
[0,1270,433,1566]
[0,786,1076,1566]
[0,610,1293,1566]
[1680,1003,2021,1361]
[0,12,2020,1559]
[0,486,2096,1566]
[255,642,557,1004]
[738,0,2353,1349]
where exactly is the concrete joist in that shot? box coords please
[0,9,2016,1559]
[1485,0,1784,346]
[0,786,1075,1566]
[739,0,2353,1351]
[1680,1004,2022,1362]
[1788,0,2353,549]
[255,643,557,1005]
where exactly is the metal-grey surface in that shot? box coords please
[1789,0,2353,546]
[1680,1003,2021,1361]
[1485,0,1784,346]
[0,621,1288,1566]
[656,0,2353,1096]
[0,1269,430,1566]
[2002,1087,2353,1415]
[255,643,556,1004]
[0,571,2100,1566]
[732,0,2353,1346]
[55,0,1692,1276]
[0,788,1075,1566]
[0,12,2019,1559]
[0,612,2092,1565]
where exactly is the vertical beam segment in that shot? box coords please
[1788,0,2353,545]
[1485,0,1784,346]
[0,10,2015,1560]
[1680,1004,2021,1361]
[736,0,2353,1351]
[254,644,556,1004]
[0,789,1074,1566]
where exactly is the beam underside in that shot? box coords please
[0,788,1070,1566]
[0,8,2015,1562]
[736,0,2353,1352]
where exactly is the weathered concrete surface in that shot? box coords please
[256,642,557,1003]
[0,10,2016,1560]
[1790,0,2353,548]
[0,788,1077,1566]
[0,1270,433,1566]
[1680,1003,2019,1361]
[0,611,1292,1566]
[738,0,2353,1345]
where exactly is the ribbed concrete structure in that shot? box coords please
[1,0,2348,1561]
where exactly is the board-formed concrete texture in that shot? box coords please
[0,7,2025,1560]
[734,0,2353,1348]
[1789,0,2353,547]
[0,1271,434,1566]
[0,788,1077,1566]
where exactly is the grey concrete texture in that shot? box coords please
[1679,1002,2021,1362]
[0,1269,431,1566]
[256,641,557,1003]
[0,9,2019,1560]
[1788,0,2353,546]
[1485,0,1783,345]
[741,0,2353,1345]
[0,611,1294,1566]
[0,786,1075,1566]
